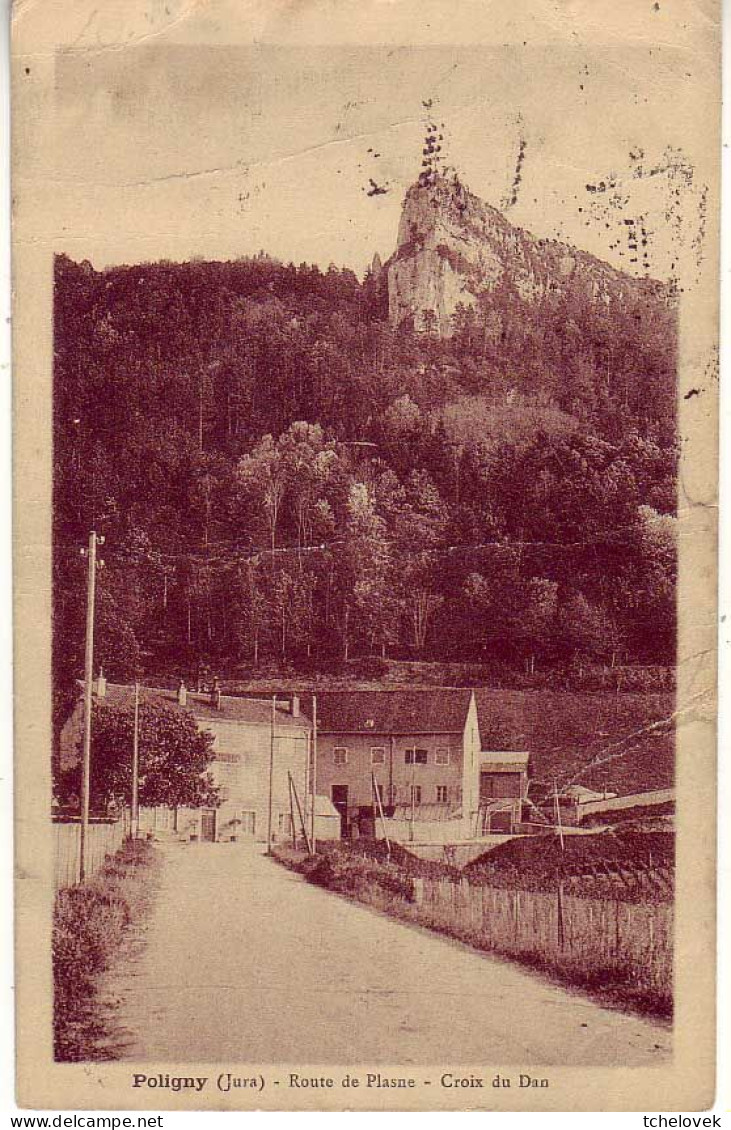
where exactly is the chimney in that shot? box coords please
[96,668,107,698]
[177,679,187,707]
[291,694,300,718]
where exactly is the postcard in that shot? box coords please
[13,0,719,1111]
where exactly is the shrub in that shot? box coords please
[278,844,414,901]
[53,839,159,1061]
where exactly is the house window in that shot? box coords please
[333,747,348,766]
[435,747,450,765]
[436,785,448,803]
[240,811,256,836]
[409,785,422,805]
[371,747,386,765]
[405,748,428,765]
[372,780,385,804]
[152,807,172,830]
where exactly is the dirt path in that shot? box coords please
[103,842,671,1064]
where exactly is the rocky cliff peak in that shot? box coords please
[387,172,671,336]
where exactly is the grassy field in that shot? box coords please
[473,688,674,797]
[53,839,160,1061]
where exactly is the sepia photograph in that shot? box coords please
[12,0,719,1112]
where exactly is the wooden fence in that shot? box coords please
[415,876,673,999]
[53,818,128,890]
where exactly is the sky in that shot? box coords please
[14,0,718,281]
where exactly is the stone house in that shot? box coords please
[312,689,482,839]
[60,681,339,844]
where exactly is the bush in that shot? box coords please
[53,839,159,1061]
[275,843,414,901]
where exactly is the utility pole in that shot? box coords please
[79,530,102,883]
[554,778,566,950]
[309,695,318,852]
[303,727,311,839]
[554,778,565,852]
[290,772,311,855]
[388,735,394,808]
[409,750,416,843]
[372,771,391,858]
[131,681,140,839]
[267,694,277,853]
[287,772,296,849]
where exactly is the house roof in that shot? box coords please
[312,689,473,735]
[480,750,530,771]
[562,784,618,803]
[100,684,310,731]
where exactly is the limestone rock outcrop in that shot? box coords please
[387,174,670,336]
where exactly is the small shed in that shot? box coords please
[478,750,530,833]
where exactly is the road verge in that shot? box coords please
[53,838,161,1061]
[271,842,672,1022]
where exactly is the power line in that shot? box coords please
[53,520,651,569]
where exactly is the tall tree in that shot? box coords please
[336,482,395,659]
[386,470,449,655]
[60,698,219,812]
[237,434,288,553]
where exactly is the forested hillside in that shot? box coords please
[53,248,678,736]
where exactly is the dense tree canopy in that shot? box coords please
[58,699,219,812]
[53,251,677,734]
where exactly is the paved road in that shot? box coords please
[104,843,671,1064]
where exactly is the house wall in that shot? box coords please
[194,716,311,843]
[382,817,466,844]
[316,731,467,819]
[60,701,314,844]
[312,798,342,842]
